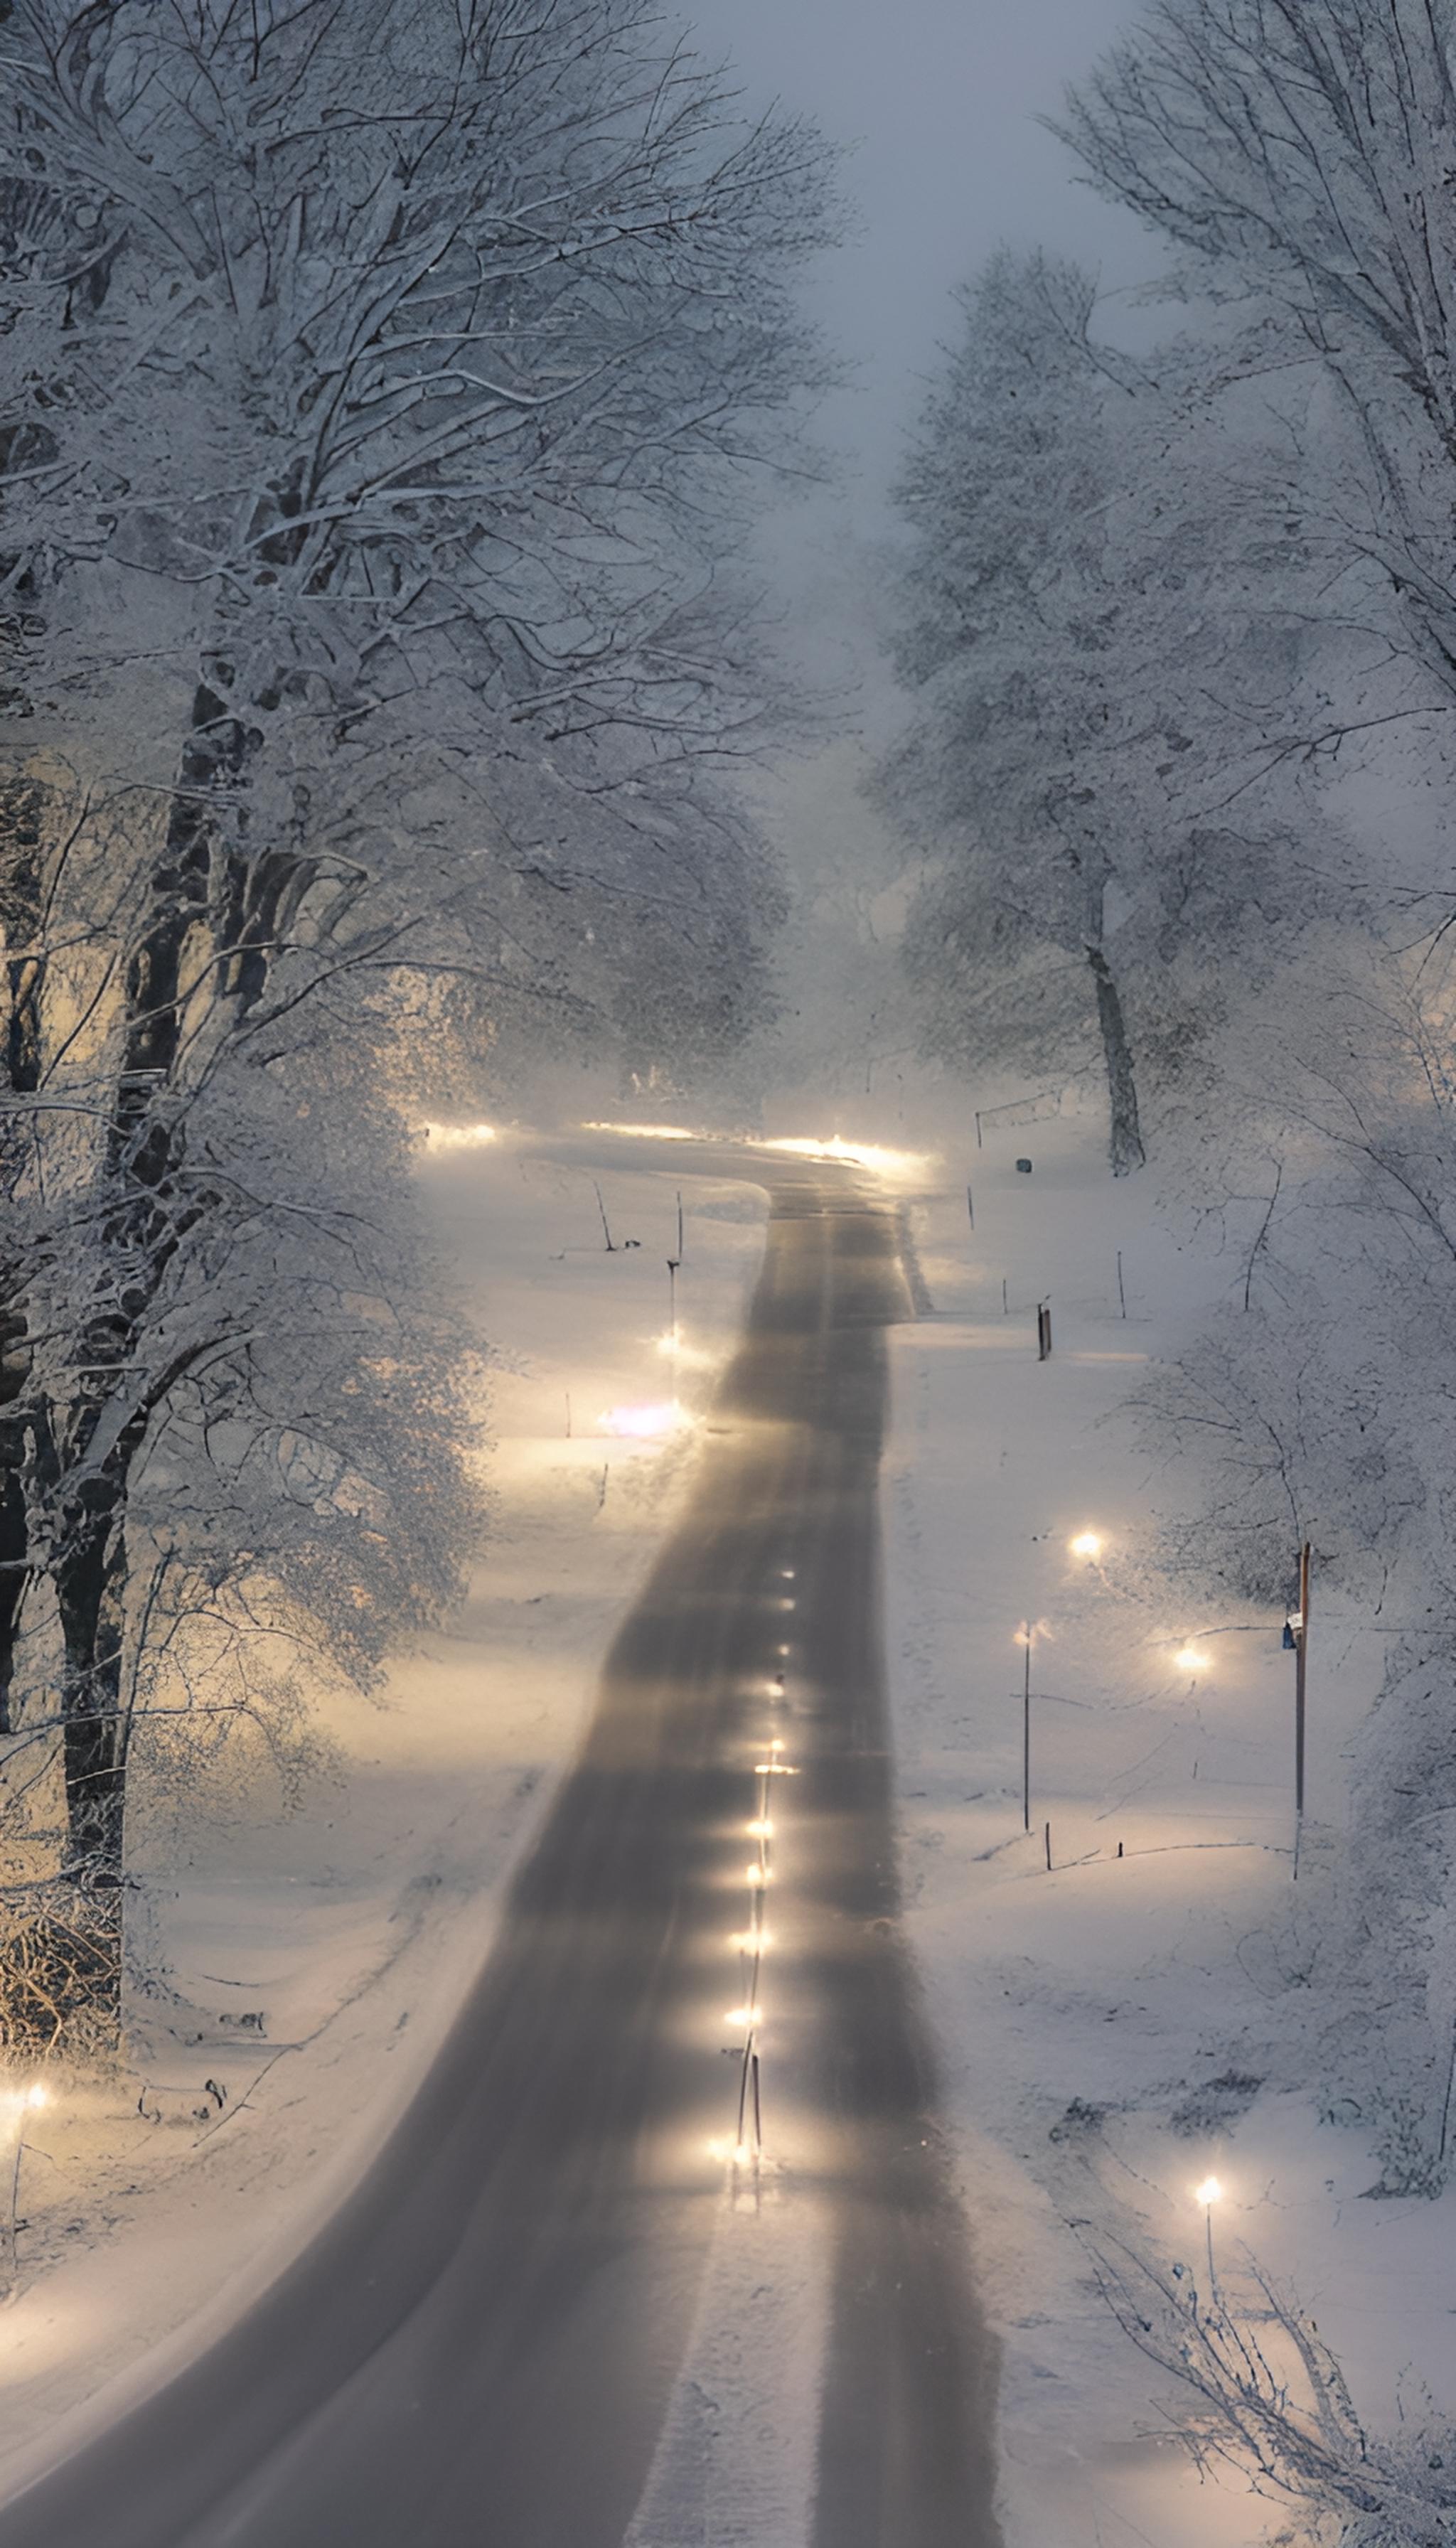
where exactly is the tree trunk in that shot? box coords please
[1086,942,1145,1177]
[58,680,247,1862]
[0,1374,25,1743]
[31,1489,132,2046]
[0,776,48,1738]
[55,1504,129,1878]
[111,678,249,1182]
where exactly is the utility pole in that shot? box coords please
[667,1257,680,1400]
[1022,1623,1032,1832]
[1292,1540,1311,1873]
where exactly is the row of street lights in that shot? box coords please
[714,1572,800,2175]
[1023,1548,1236,2249]
[1017,1530,1313,1866]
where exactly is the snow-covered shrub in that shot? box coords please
[1088,2231,1456,2544]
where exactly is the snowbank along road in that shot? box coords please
[0,1145,1002,2548]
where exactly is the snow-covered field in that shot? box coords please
[884,1092,1456,2547]
[0,1130,767,2491]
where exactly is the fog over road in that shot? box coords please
[0,1147,1001,2548]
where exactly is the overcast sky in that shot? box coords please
[680,0,1152,518]
[664,4,1160,909]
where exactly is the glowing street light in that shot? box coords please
[1069,1530,1103,1561]
[1195,2175,1223,2280]
[599,1401,685,1440]
[1174,1647,1211,1675]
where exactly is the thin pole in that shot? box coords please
[966,1182,975,1231]
[1293,1539,1311,1870]
[667,1258,680,1401]
[1117,1250,1127,1319]
[975,1110,983,1150]
[1022,1626,1032,1832]
[1002,1277,1009,1317]
[677,1190,684,1258]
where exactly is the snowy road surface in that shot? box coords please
[0,1152,1001,2548]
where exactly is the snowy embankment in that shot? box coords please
[886,1098,1456,2548]
[0,1131,766,2488]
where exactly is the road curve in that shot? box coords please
[0,1156,1002,2548]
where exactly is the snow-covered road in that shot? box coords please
[0,1148,1000,2548]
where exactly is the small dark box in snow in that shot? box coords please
[1015,1157,1033,1174]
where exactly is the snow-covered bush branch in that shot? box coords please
[1084,2228,1456,2543]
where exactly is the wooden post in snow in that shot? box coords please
[1293,1541,1311,1874]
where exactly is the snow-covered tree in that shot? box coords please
[877,250,1324,1174]
[1121,926,1456,2190]
[1054,0,1456,711]
[0,0,837,2032]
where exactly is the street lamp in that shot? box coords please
[1015,1624,1032,1830]
[1195,2175,1222,2281]
[1069,1530,1103,1561]
[1288,1540,1312,1879]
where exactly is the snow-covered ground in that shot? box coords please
[882,1089,1456,2547]
[3,1086,1446,2544]
[0,1130,767,2490]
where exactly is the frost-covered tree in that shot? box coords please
[1125,931,1456,2191]
[877,250,1318,1174]
[1055,0,1456,710]
[0,764,491,2045]
[0,0,836,2029]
